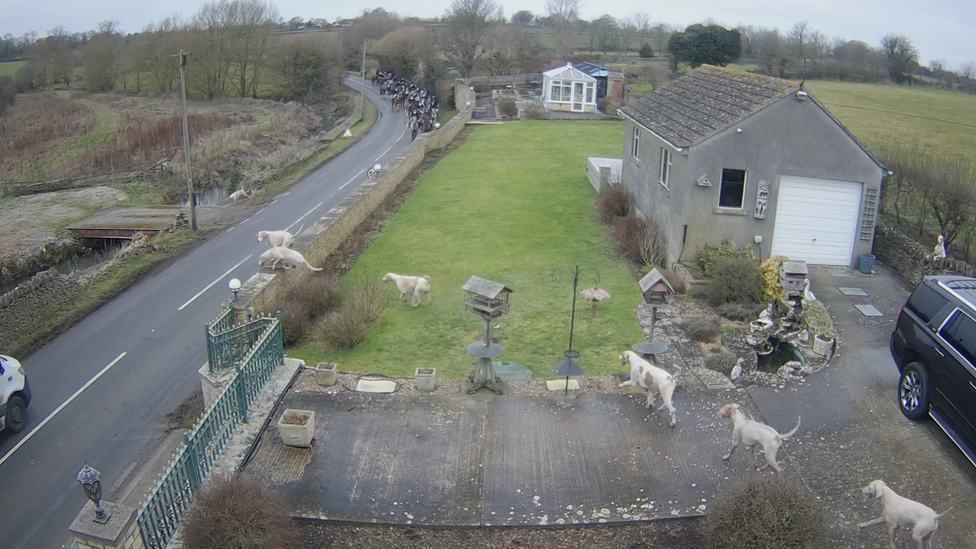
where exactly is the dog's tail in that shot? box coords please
[936,507,953,520]
[780,416,802,439]
[305,261,323,272]
[422,275,431,282]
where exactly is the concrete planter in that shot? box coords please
[812,334,835,357]
[278,409,315,448]
[315,362,337,386]
[415,368,436,392]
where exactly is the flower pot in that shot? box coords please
[812,334,835,357]
[278,409,315,448]
[315,362,337,386]
[415,367,436,392]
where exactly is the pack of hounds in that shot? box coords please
[255,234,951,548]
[619,349,952,548]
[373,70,439,141]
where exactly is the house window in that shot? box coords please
[585,83,594,103]
[561,84,572,101]
[718,169,747,209]
[631,127,640,160]
[659,147,672,188]
[549,81,561,101]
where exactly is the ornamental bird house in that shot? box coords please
[462,276,512,320]
[639,268,675,305]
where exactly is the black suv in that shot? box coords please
[890,275,976,466]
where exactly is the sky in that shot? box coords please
[3,0,975,69]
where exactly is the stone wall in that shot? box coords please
[244,91,474,315]
[0,268,82,349]
[873,222,976,287]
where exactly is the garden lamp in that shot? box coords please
[229,278,242,300]
[77,462,110,524]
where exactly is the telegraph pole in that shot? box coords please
[359,39,366,123]
[177,49,197,230]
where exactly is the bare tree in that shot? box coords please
[41,26,75,87]
[589,15,619,56]
[544,0,583,58]
[81,22,124,92]
[880,33,919,84]
[632,12,652,36]
[141,16,184,93]
[225,0,279,98]
[439,0,503,77]
[372,26,432,79]
[191,0,236,99]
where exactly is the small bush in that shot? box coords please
[800,300,835,338]
[639,43,654,58]
[278,275,343,347]
[680,316,720,342]
[523,100,548,119]
[318,278,389,350]
[597,98,620,117]
[279,298,313,347]
[718,301,765,321]
[181,475,298,549]
[472,81,489,93]
[498,99,517,118]
[697,239,757,277]
[703,475,827,549]
[707,257,764,304]
[596,185,634,225]
[704,352,738,374]
[613,215,648,264]
[760,256,789,302]
[661,267,688,294]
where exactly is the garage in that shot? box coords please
[770,175,863,266]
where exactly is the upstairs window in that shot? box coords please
[659,147,672,188]
[719,169,747,209]
[631,127,640,160]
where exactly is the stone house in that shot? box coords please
[617,65,887,268]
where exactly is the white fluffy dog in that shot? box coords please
[257,230,296,248]
[258,246,322,271]
[381,273,431,306]
[858,480,952,549]
[618,350,679,427]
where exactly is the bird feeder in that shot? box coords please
[462,276,513,394]
[780,261,808,302]
[634,268,675,358]
[581,287,611,316]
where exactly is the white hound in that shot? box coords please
[258,246,322,271]
[719,403,800,472]
[227,189,251,204]
[618,350,679,427]
[381,273,431,306]
[257,229,297,248]
[858,480,952,549]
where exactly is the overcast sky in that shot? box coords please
[4,0,974,69]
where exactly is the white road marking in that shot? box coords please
[255,208,265,215]
[340,172,364,190]
[397,129,406,141]
[226,226,234,232]
[177,255,253,311]
[379,145,394,158]
[286,202,324,232]
[0,352,127,467]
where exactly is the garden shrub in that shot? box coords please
[523,100,548,119]
[718,301,765,321]
[318,277,389,350]
[498,99,518,118]
[612,216,648,265]
[181,475,298,549]
[707,257,764,304]
[703,475,826,549]
[704,352,738,374]
[278,275,343,347]
[661,267,688,294]
[680,316,720,342]
[597,98,621,117]
[596,185,633,225]
[697,239,757,277]
[639,43,654,58]
[279,299,313,347]
[760,256,789,302]
[472,81,488,93]
[800,300,835,338]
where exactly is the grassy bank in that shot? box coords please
[292,120,645,379]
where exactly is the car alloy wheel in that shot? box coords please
[900,371,922,413]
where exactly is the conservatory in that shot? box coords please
[542,63,598,113]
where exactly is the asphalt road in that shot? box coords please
[0,76,411,549]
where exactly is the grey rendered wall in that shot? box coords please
[621,122,689,268]
[625,96,884,268]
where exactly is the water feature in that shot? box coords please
[756,340,805,373]
[182,184,229,208]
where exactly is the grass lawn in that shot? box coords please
[292,120,645,379]
[805,80,976,158]
[0,61,23,77]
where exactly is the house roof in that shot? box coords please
[573,62,609,78]
[543,63,597,82]
[619,65,798,148]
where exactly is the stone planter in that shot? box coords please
[812,334,835,357]
[315,362,337,386]
[278,409,315,448]
[415,368,436,392]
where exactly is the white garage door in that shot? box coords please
[770,175,862,266]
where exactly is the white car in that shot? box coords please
[0,355,31,433]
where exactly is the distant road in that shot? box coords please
[0,76,410,549]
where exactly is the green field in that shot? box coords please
[293,120,645,379]
[806,80,976,158]
[0,61,24,77]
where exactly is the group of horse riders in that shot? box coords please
[373,70,440,141]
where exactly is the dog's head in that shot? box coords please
[719,404,738,418]
[381,273,394,283]
[618,351,631,366]
[257,231,267,243]
[859,480,885,502]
